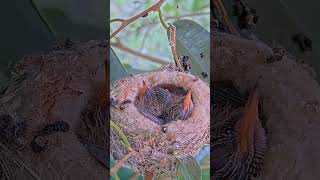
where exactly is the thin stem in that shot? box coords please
[213,0,240,36]
[168,24,183,71]
[30,0,58,39]
[110,149,136,176]
[111,41,169,65]
[158,10,169,30]
[110,120,131,149]
[110,18,125,23]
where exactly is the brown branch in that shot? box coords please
[111,41,169,65]
[110,149,137,176]
[110,0,167,39]
[163,12,210,20]
[213,0,240,36]
[168,24,183,71]
[131,11,209,34]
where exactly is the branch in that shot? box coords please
[163,12,210,20]
[168,24,183,71]
[110,0,167,39]
[110,149,137,176]
[111,40,169,65]
[213,0,240,36]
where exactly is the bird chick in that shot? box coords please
[135,81,163,125]
[159,89,193,124]
[212,83,266,180]
[134,81,193,125]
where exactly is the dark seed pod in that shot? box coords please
[201,72,208,78]
[110,97,118,107]
[200,52,204,58]
[30,135,48,153]
[55,121,70,132]
[41,121,70,135]
[161,126,167,133]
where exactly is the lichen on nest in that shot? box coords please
[110,65,210,175]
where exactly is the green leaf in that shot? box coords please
[110,155,144,180]
[170,19,210,84]
[201,168,210,180]
[122,63,149,75]
[31,0,107,41]
[177,155,201,180]
[192,0,206,11]
[110,48,129,83]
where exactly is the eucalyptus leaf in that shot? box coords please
[177,155,201,180]
[123,63,149,75]
[169,19,210,83]
[31,0,107,41]
[110,48,129,84]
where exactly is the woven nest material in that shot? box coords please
[0,40,107,179]
[213,32,320,179]
[110,65,210,176]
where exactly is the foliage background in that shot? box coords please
[110,0,210,72]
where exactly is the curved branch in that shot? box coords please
[213,0,240,36]
[111,41,169,65]
[110,0,167,39]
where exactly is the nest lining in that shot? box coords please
[110,66,210,175]
[133,83,193,126]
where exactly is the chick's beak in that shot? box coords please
[183,90,193,113]
[139,80,148,97]
[239,86,259,153]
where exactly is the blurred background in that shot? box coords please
[0,0,107,91]
[110,0,210,72]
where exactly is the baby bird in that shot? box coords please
[159,90,193,124]
[212,82,266,180]
[134,81,193,125]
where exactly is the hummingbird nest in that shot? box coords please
[110,65,210,176]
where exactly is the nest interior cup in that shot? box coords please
[111,67,210,174]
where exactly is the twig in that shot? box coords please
[128,11,210,34]
[213,0,240,36]
[110,149,137,176]
[110,0,167,39]
[164,12,210,20]
[168,24,183,71]
[111,40,169,65]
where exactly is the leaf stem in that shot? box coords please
[110,120,131,149]
[158,10,169,30]
[113,173,120,180]
[110,18,125,23]
[30,0,58,39]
